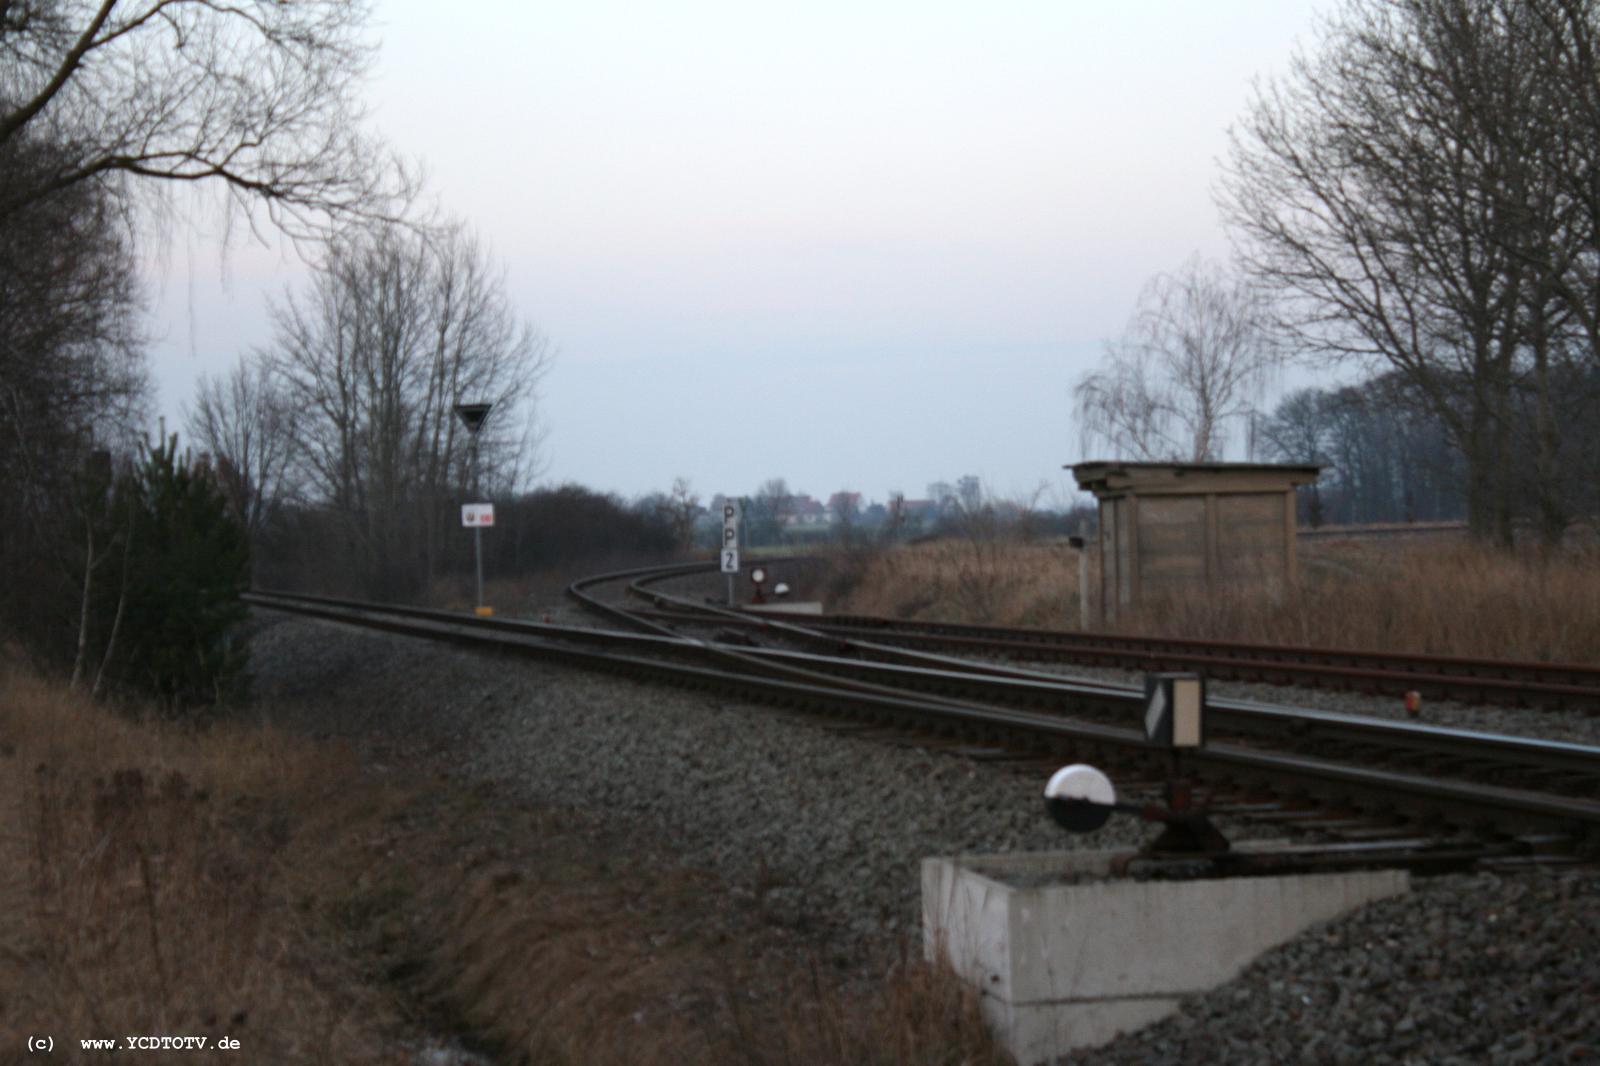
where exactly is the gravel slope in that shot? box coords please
[246,609,1600,1062]
[246,611,1150,962]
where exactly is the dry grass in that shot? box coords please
[1145,539,1600,661]
[424,570,576,616]
[422,552,682,617]
[830,536,1600,663]
[0,661,414,1063]
[832,538,1085,627]
[434,862,1007,1066]
[0,657,1011,1066]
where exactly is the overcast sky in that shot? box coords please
[146,0,1325,507]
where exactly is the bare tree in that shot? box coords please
[746,477,790,547]
[1218,0,1599,543]
[0,130,146,470]
[1075,256,1278,462]
[0,128,149,657]
[658,477,701,553]
[0,0,408,238]
[883,491,908,541]
[185,355,297,544]
[264,218,551,595]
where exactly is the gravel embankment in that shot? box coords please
[1083,870,1600,1065]
[247,609,1600,1062]
[246,611,1149,961]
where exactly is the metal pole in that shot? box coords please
[1078,546,1090,630]
[727,572,733,607]
[475,525,484,610]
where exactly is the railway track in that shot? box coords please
[628,602,1600,711]
[244,563,1600,873]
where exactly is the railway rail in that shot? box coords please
[627,602,1600,711]
[244,562,1600,873]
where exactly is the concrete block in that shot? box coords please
[744,601,824,615]
[923,849,1409,1065]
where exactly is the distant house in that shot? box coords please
[784,496,828,527]
[826,491,862,521]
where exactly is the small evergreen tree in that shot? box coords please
[98,435,251,711]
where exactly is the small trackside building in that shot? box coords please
[1069,461,1322,622]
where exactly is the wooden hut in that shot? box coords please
[1069,462,1322,622]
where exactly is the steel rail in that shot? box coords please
[805,616,1600,696]
[247,587,1599,783]
[614,568,1600,790]
[245,584,1600,844]
[626,601,1600,710]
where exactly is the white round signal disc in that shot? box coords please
[1045,763,1115,805]
[1044,763,1117,833]
[751,567,767,584]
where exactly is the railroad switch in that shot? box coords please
[1045,672,1234,874]
[1042,672,1498,878]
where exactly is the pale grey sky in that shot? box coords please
[147,0,1325,505]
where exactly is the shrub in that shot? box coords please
[97,435,251,709]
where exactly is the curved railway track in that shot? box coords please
[244,561,1600,873]
[631,604,1600,711]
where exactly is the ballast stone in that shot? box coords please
[923,849,1409,1065]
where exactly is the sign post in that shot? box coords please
[721,501,740,605]
[454,401,496,616]
[1069,535,1091,630]
[462,503,495,614]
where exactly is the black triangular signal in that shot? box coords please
[454,403,493,433]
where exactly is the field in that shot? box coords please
[825,533,1600,664]
[0,659,1006,1065]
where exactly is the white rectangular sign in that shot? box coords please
[720,547,739,573]
[461,502,495,527]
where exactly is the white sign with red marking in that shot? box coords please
[461,503,495,527]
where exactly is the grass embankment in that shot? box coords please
[828,537,1600,663]
[0,660,1007,1065]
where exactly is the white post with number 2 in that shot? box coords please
[721,501,740,604]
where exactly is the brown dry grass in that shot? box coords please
[0,661,415,1063]
[830,536,1600,663]
[831,538,1085,628]
[0,657,1010,1066]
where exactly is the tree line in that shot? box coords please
[0,1,537,703]
[187,219,552,599]
[1255,373,1468,526]
[1076,0,1600,546]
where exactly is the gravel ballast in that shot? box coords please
[1086,870,1600,1065]
[1023,659,1600,747]
[247,611,1151,961]
[246,608,1600,1062]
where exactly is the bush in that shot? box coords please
[95,436,251,709]
[490,484,677,571]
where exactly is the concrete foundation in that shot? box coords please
[744,601,824,615]
[922,849,1409,1065]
